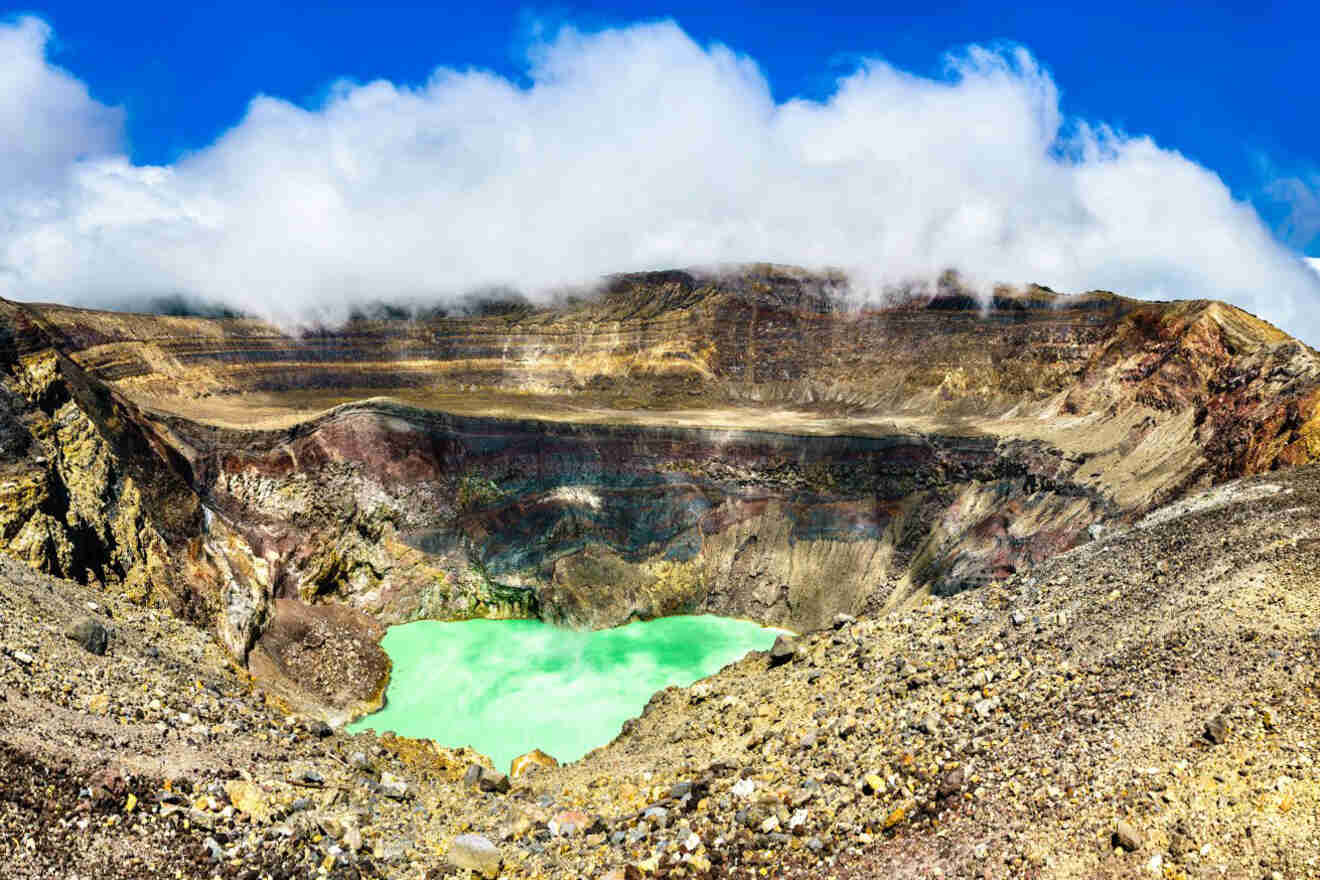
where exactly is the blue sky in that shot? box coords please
[3,2,1319,337]
[25,1,1317,250]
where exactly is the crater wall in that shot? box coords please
[2,266,1318,716]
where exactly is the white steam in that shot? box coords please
[2,16,1319,340]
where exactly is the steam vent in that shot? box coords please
[2,265,1319,878]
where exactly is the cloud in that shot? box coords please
[0,16,122,194]
[1268,173,1320,251]
[2,18,1319,341]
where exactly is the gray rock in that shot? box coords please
[938,767,965,798]
[65,618,108,656]
[1010,610,1027,627]
[769,635,799,667]
[449,834,502,878]
[379,771,411,799]
[1204,715,1229,745]
[831,614,856,630]
[463,763,510,794]
[375,838,410,862]
[478,768,510,794]
[1113,820,1143,852]
[203,836,223,861]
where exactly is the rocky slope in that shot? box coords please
[1,461,1317,879]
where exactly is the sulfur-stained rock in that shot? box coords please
[511,748,559,779]
[225,781,276,822]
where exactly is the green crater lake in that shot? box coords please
[347,615,781,772]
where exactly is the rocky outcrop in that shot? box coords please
[0,302,198,614]
[245,598,390,726]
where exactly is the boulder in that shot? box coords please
[1113,820,1143,852]
[549,809,603,837]
[938,767,965,799]
[599,867,643,880]
[1204,715,1229,745]
[378,771,411,799]
[65,617,108,656]
[464,763,511,794]
[448,834,502,878]
[510,748,559,779]
[769,635,799,667]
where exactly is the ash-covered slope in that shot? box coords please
[0,265,1318,718]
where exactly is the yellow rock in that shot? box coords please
[882,805,907,829]
[510,748,560,779]
[226,780,276,822]
[86,693,110,715]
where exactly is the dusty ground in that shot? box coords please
[2,462,1318,878]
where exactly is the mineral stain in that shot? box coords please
[347,615,781,771]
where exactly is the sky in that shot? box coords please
[3,1,1320,337]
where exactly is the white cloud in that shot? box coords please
[1268,173,1320,250]
[2,17,1320,341]
[0,16,121,195]
[1308,257,1320,275]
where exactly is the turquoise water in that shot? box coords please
[347,615,780,772]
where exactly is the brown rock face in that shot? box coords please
[245,599,390,725]
[0,265,1317,716]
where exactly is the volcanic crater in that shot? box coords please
[1,265,1318,879]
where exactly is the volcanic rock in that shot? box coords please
[65,617,108,655]
[1114,820,1144,852]
[769,635,799,667]
[448,833,502,878]
[511,748,559,779]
